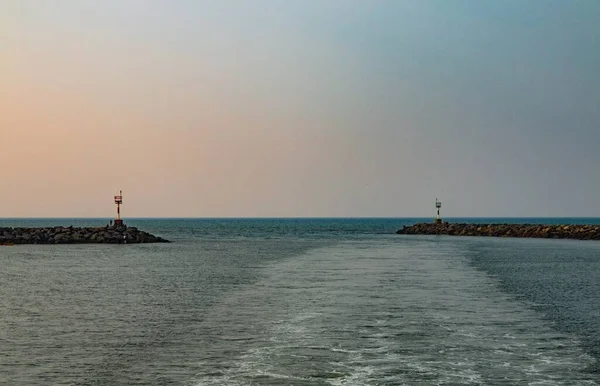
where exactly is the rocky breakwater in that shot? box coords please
[397,223,600,241]
[0,225,170,245]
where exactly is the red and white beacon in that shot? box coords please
[114,190,124,227]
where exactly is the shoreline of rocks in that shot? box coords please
[397,223,600,241]
[0,225,170,245]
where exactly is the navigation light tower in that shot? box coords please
[435,198,442,224]
[114,190,124,226]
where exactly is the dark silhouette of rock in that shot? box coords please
[396,223,600,241]
[0,224,170,245]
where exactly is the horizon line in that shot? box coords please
[1,216,600,220]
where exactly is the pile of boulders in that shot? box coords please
[0,225,170,244]
[397,223,600,241]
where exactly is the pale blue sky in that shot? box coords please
[1,1,599,217]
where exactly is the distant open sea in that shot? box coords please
[1,218,599,385]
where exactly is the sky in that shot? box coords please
[1,0,599,218]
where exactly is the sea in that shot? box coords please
[1,217,599,385]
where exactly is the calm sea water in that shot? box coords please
[1,218,599,385]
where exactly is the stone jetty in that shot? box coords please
[0,225,169,245]
[397,223,600,241]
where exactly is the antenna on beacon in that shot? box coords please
[114,190,124,227]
